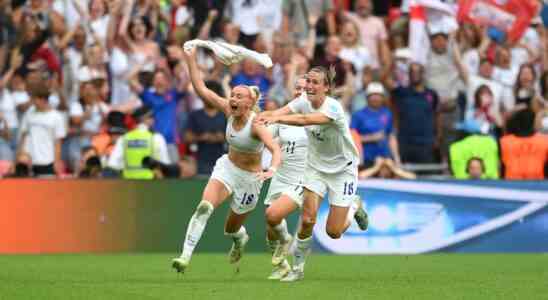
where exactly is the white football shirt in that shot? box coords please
[269,123,308,183]
[288,94,359,174]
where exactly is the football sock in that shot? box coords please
[181,201,214,261]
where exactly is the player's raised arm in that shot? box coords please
[183,47,231,115]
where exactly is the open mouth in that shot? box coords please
[230,104,238,111]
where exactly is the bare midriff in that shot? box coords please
[228,148,262,172]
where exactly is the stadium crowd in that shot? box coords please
[0,0,546,179]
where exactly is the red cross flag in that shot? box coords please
[457,0,540,43]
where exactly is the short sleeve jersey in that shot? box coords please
[288,94,359,173]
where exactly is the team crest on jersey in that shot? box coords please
[311,128,325,141]
[329,103,338,114]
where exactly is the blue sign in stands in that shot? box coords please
[313,180,548,254]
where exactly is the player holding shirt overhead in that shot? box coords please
[172,47,281,274]
[258,67,369,282]
[263,76,308,280]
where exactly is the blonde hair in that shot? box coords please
[247,85,262,113]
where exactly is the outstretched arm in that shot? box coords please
[183,47,230,115]
[258,104,293,119]
[266,112,331,126]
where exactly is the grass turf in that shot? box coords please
[0,254,546,300]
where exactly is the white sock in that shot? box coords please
[293,236,312,272]
[225,226,247,244]
[181,201,214,260]
[273,219,291,243]
[346,198,359,224]
[266,238,278,254]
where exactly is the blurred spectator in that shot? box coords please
[185,81,227,175]
[449,119,500,180]
[224,0,283,50]
[351,82,400,167]
[390,63,440,164]
[338,20,372,89]
[86,0,111,46]
[466,157,486,180]
[513,64,542,112]
[130,66,187,164]
[58,24,87,105]
[501,109,548,180]
[78,154,103,178]
[91,111,127,164]
[311,35,350,88]
[456,23,483,76]
[540,71,548,106]
[458,57,508,124]
[537,108,548,133]
[121,14,160,74]
[424,28,460,162]
[342,0,389,72]
[347,66,375,113]
[17,81,66,177]
[492,46,520,111]
[66,80,109,171]
[468,85,503,135]
[359,157,416,179]
[282,0,336,48]
[391,47,411,87]
[5,151,32,178]
[52,0,84,30]
[76,146,99,176]
[107,106,169,179]
[0,49,23,161]
[230,59,271,101]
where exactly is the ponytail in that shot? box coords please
[248,85,262,113]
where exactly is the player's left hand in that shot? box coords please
[256,169,275,181]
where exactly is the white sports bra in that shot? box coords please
[226,113,264,153]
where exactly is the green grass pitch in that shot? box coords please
[0,253,546,300]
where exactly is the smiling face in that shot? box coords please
[341,22,359,46]
[325,36,342,58]
[152,71,170,94]
[467,159,484,179]
[89,0,106,18]
[367,93,384,109]
[229,86,254,117]
[430,34,448,54]
[85,45,103,67]
[518,65,535,87]
[80,82,99,104]
[130,18,147,41]
[73,26,87,49]
[306,71,329,105]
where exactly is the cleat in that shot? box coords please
[272,236,292,266]
[353,196,369,231]
[172,257,189,274]
[268,260,291,280]
[229,234,250,264]
[280,268,304,282]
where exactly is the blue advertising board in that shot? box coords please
[312,180,548,254]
